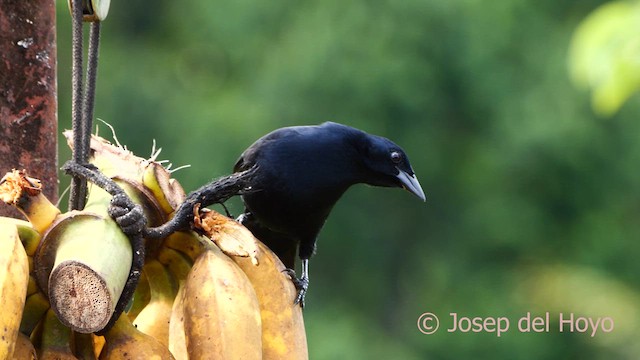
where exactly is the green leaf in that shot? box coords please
[568,1,640,116]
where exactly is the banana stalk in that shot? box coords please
[35,177,162,333]
[36,206,133,333]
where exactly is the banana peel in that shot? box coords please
[0,222,30,359]
[233,231,309,359]
[182,246,263,359]
[194,207,260,265]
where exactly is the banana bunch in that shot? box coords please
[0,132,308,359]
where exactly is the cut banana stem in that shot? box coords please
[36,209,132,334]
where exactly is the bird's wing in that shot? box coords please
[233,128,297,173]
[233,140,261,172]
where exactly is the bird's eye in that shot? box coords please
[390,151,402,164]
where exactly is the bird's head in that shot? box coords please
[358,134,426,201]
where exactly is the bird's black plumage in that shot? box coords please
[234,122,425,305]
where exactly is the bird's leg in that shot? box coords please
[284,259,309,308]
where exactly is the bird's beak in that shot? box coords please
[396,168,426,201]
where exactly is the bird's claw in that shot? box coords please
[283,268,308,308]
[109,193,146,236]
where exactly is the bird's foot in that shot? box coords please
[283,268,308,308]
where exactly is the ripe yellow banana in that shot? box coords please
[0,217,41,255]
[0,222,30,359]
[132,260,177,347]
[26,275,39,297]
[126,268,150,321]
[99,313,175,360]
[159,232,200,360]
[233,239,309,360]
[11,332,36,360]
[93,335,106,359]
[182,246,263,359]
[162,230,212,262]
[168,284,187,360]
[0,170,60,234]
[142,162,185,215]
[156,245,193,284]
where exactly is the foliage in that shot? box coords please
[569,0,640,116]
[55,0,640,358]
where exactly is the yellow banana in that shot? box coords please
[162,230,212,262]
[168,284,187,360]
[234,240,309,360]
[11,332,36,360]
[142,162,186,215]
[126,268,150,321]
[156,245,193,284]
[37,308,78,360]
[158,232,201,360]
[182,245,263,359]
[0,170,60,234]
[132,260,177,347]
[0,217,41,255]
[99,313,175,360]
[196,211,308,359]
[93,335,106,359]
[0,222,30,359]
[26,275,39,297]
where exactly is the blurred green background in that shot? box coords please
[54,0,640,358]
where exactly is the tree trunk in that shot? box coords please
[0,0,58,217]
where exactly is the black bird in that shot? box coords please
[234,122,425,305]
